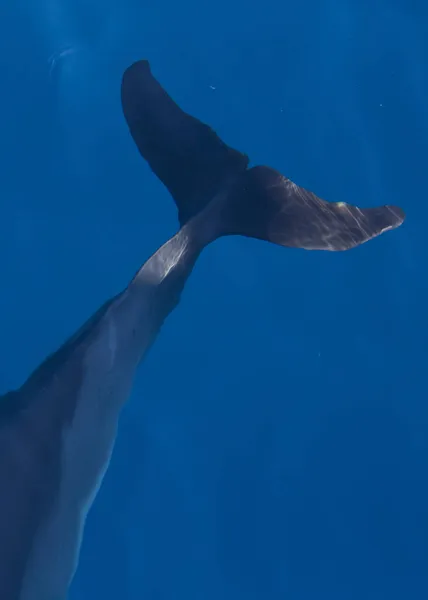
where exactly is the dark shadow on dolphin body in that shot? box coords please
[0,59,405,600]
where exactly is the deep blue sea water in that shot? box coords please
[1,0,427,598]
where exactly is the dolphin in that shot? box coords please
[0,59,405,600]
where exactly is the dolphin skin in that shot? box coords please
[0,60,405,600]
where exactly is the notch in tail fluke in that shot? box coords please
[121,60,405,251]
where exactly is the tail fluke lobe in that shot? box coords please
[218,166,405,251]
[121,60,249,226]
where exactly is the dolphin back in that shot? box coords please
[0,388,63,600]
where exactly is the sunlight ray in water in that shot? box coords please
[48,45,78,77]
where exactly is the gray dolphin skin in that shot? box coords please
[0,59,405,600]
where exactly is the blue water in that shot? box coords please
[1,0,427,598]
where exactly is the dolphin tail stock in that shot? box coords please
[121,60,405,251]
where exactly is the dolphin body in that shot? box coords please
[0,60,405,600]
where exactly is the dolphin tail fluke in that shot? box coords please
[121,60,405,251]
[216,165,405,251]
[121,60,249,226]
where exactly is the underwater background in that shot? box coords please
[0,0,427,598]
